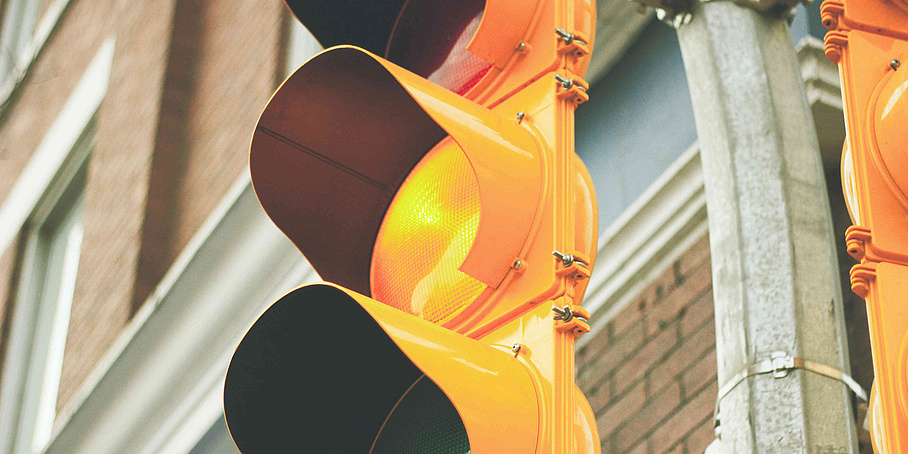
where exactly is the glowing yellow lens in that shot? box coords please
[370,137,486,324]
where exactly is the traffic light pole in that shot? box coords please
[643,2,860,452]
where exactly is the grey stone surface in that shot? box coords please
[674,3,858,452]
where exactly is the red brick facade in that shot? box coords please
[0,0,284,412]
[577,235,716,454]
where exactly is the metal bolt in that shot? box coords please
[892,59,901,70]
[553,250,588,268]
[552,305,574,322]
[512,259,523,269]
[554,74,573,90]
[555,28,574,44]
[552,250,574,267]
[516,42,527,52]
[515,111,525,121]
[552,305,589,324]
[512,343,521,353]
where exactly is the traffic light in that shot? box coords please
[822,1,908,451]
[223,0,600,452]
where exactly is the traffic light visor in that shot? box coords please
[284,0,542,97]
[283,0,406,55]
[223,284,539,454]
[251,46,542,299]
[384,0,491,95]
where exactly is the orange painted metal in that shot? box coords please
[228,0,601,452]
[251,45,601,335]
[345,284,542,454]
[224,283,539,453]
[251,46,544,295]
[824,1,908,450]
[283,0,596,109]
[869,381,884,454]
[464,0,597,107]
[224,283,601,453]
[467,0,543,69]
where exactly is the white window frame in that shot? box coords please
[0,0,73,107]
[0,0,41,79]
[11,131,90,454]
[0,37,113,454]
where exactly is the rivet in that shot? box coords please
[512,343,522,353]
[517,42,527,52]
[892,59,901,70]
[512,259,523,269]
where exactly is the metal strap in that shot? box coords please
[713,351,868,433]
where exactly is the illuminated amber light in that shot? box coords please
[371,137,486,324]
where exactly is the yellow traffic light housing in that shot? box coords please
[225,284,541,453]
[224,0,599,452]
[823,1,908,450]
[284,0,596,106]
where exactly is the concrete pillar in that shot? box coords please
[673,3,858,452]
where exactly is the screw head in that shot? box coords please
[511,343,521,353]
[892,59,901,70]
[516,42,527,52]
[515,112,525,121]
[512,259,522,269]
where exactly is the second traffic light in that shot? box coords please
[823,0,908,451]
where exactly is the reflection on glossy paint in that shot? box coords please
[842,141,862,224]
[880,78,908,121]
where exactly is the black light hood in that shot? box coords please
[284,0,407,55]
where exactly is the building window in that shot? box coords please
[24,160,87,453]
[3,126,91,454]
[0,0,41,80]
[575,20,697,233]
[0,37,110,454]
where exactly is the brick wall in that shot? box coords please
[55,0,180,412]
[60,0,284,410]
[576,235,716,454]
[0,0,284,413]
[0,0,147,413]
[132,0,285,310]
